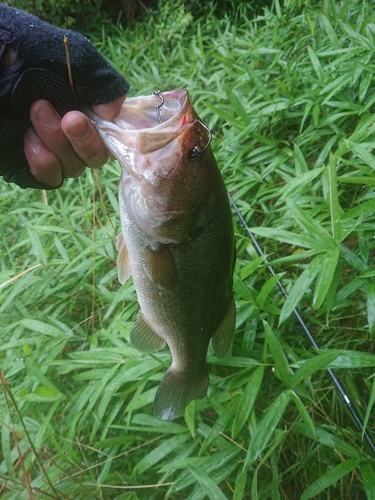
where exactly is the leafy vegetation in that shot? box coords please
[3,0,109,28]
[1,0,375,498]
[2,0,265,30]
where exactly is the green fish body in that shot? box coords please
[91,89,235,420]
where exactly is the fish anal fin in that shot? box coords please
[130,314,166,352]
[147,245,178,286]
[211,295,236,357]
[116,233,131,285]
[154,368,209,420]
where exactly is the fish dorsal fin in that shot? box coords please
[211,296,236,357]
[146,246,178,287]
[116,233,131,285]
[130,314,166,352]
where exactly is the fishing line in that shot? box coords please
[229,193,375,457]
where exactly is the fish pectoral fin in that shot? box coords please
[146,245,178,286]
[211,295,236,357]
[116,233,132,285]
[130,314,166,352]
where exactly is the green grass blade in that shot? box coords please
[327,154,342,242]
[184,400,196,437]
[346,141,375,170]
[290,351,339,389]
[248,227,322,251]
[19,318,64,337]
[360,461,375,500]
[295,423,361,458]
[23,357,59,390]
[286,199,334,248]
[280,167,324,200]
[239,256,266,281]
[233,467,248,500]
[133,433,190,476]
[243,390,291,470]
[324,350,375,369]
[264,321,292,387]
[312,246,340,310]
[362,376,375,441]
[256,273,284,308]
[308,46,325,82]
[1,416,12,474]
[291,392,315,435]
[250,430,286,500]
[224,86,251,125]
[300,458,360,500]
[367,278,375,336]
[231,365,265,438]
[279,254,324,324]
[200,401,238,455]
[187,465,229,500]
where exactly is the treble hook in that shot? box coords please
[153,90,164,124]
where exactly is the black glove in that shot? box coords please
[0,5,130,189]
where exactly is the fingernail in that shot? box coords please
[26,128,42,153]
[93,95,125,121]
[66,118,90,140]
[34,101,59,128]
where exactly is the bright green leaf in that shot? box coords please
[360,461,375,500]
[133,433,190,476]
[264,322,292,387]
[257,273,284,308]
[232,365,265,438]
[291,351,339,388]
[280,254,324,324]
[244,391,291,470]
[362,377,375,441]
[367,278,375,335]
[187,465,229,500]
[312,247,340,309]
[291,392,315,435]
[300,458,360,500]
[295,423,361,458]
[327,154,342,242]
[34,386,62,399]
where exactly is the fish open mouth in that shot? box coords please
[88,89,196,156]
[115,89,191,131]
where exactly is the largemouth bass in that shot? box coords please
[91,89,236,420]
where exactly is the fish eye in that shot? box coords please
[191,146,202,158]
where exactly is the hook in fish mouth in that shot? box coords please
[152,90,211,156]
[191,120,212,158]
[153,90,164,124]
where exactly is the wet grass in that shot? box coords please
[1,0,375,498]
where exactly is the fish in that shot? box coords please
[90,89,236,420]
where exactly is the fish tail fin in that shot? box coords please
[153,368,209,420]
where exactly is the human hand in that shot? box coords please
[0,5,130,189]
[25,96,125,187]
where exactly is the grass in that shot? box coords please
[1,0,375,498]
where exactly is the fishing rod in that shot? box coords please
[229,194,375,458]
